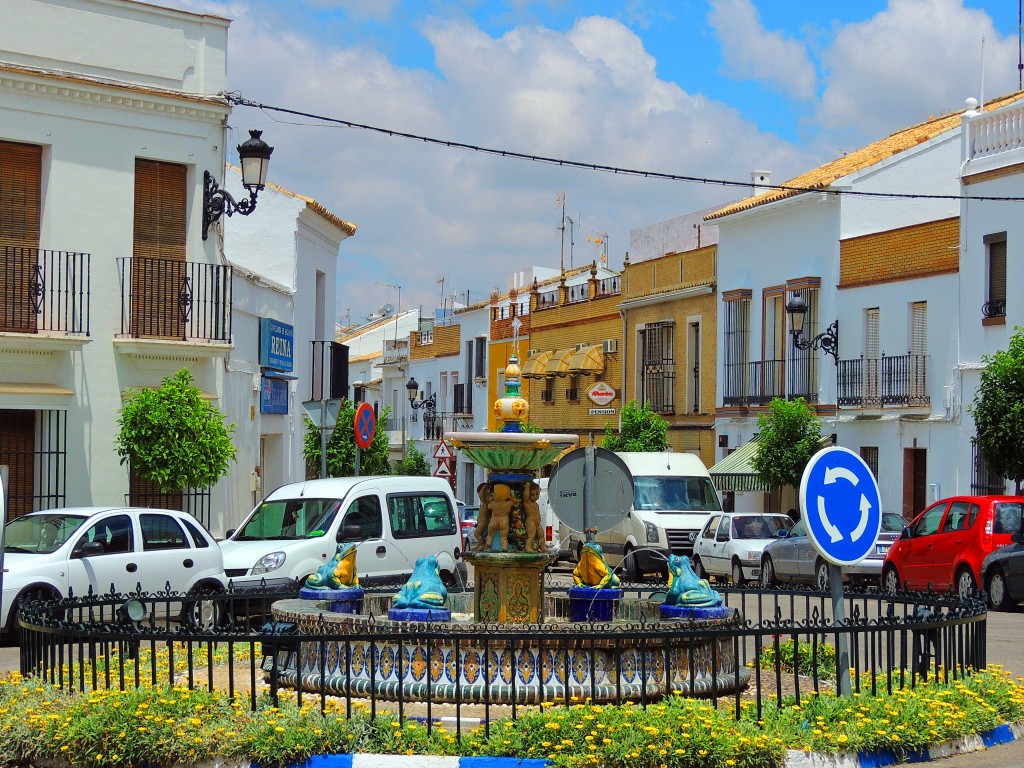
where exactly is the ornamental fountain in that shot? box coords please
[270,329,750,704]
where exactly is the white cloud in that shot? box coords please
[818,0,1018,141]
[707,0,817,101]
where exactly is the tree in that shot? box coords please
[969,327,1024,494]
[751,397,822,495]
[302,402,392,477]
[393,441,430,476]
[601,400,668,452]
[115,369,237,492]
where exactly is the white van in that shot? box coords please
[555,452,722,580]
[219,476,468,590]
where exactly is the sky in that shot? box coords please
[165,0,1022,326]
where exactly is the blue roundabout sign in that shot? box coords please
[799,446,882,567]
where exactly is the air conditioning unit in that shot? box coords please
[575,342,588,352]
[602,339,618,354]
[527,348,540,357]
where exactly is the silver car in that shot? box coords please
[760,511,908,589]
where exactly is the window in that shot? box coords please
[686,321,701,414]
[388,493,457,538]
[140,513,188,551]
[941,501,971,532]
[701,516,721,538]
[566,374,579,402]
[639,321,675,413]
[474,336,486,379]
[910,502,947,537]
[722,295,750,404]
[971,443,1005,495]
[238,498,340,539]
[909,301,928,404]
[1,140,43,334]
[864,308,880,404]
[541,378,554,403]
[341,495,383,538]
[181,517,212,548]
[993,502,1022,534]
[132,159,187,338]
[788,286,819,401]
[860,446,879,482]
[76,514,134,555]
[985,233,1007,318]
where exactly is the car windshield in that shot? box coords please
[633,476,722,513]
[733,515,792,539]
[881,512,908,533]
[462,506,480,524]
[233,498,341,540]
[4,513,88,554]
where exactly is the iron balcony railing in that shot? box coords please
[117,256,231,342]
[982,299,1006,318]
[722,359,784,406]
[838,354,930,408]
[0,246,90,336]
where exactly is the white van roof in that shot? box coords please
[615,452,710,475]
[267,476,457,499]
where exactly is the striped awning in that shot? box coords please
[567,345,604,375]
[709,438,768,493]
[545,349,574,377]
[520,350,552,379]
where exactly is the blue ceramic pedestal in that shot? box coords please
[659,603,733,620]
[568,586,623,622]
[387,606,452,622]
[298,586,365,614]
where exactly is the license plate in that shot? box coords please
[876,543,890,556]
[751,569,760,578]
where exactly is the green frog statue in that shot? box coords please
[392,555,448,611]
[304,542,359,590]
[664,554,723,608]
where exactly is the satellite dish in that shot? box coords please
[380,303,395,317]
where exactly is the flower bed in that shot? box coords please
[1,664,1023,768]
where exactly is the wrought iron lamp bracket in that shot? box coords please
[202,170,260,240]
[792,319,839,366]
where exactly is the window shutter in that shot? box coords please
[911,302,927,355]
[989,239,1007,303]
[1,141,42,332]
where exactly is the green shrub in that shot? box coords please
[759,637,837,679]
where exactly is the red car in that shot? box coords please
[881,495,1022,596]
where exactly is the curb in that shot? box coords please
[782,721,1024,768]
[274,758,552,767]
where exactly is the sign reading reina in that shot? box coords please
[260,318,294,372]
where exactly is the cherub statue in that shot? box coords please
[522,480,544,553]
[485,483,515,552]
[304,542,359,590]
[472,482,492,552]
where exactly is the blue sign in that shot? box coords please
[799,446,882,566]
[259,318,294,372]
[261,376,289,414]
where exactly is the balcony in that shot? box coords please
[722,359,784,406]
[117,256,231,342]
[382,338,409,364]
[964,101,1024,164]
[597,275,621,297]
[838,354,930,408]
[1,246,91,336]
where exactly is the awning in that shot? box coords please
[567,345,604,376]
[545,348,574,377]
[520,350,552,379]
[709,437,768,493]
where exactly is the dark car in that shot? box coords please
[981,530,1024,610]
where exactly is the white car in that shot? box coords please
[691,512,794,585]
[219,476,468,590]
[1,506,227,638]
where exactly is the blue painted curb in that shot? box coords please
[269,757,550,767]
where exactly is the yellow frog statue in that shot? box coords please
[572,542,621,589]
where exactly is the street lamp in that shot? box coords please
[202,130,274,240]
[786,292,839,366]
[406,377,437,414]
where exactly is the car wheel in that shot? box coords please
[731,559,746,586]
[692,555,707,581]
[186,587,225,631]
[987,570,1013,611]
[955,566,978,598]
[814,560,830,591]
[761,556,777,587]
[442,570,466,594]
[623,545,642,583]
[882,564,901,593]
[6,587,58,644]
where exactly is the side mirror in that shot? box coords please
[72,541,104,559]
[716,532,729,542]
[1012,531,1024,545]
[901,526,913,540]
[776,529,789,538]
[225,528,236,539]
[337,524,362,542]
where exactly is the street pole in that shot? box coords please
[319,399,327,479]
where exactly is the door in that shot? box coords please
[929,500,971,589]
[902,448,927,522]
[136,512,201,596]
[707,516,732,576]
[899,501,948,589]
[695,515,721,575]
[336,493,387,583]
[65,514,141,598]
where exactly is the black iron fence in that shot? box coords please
[0,246,90,335]
[17,581,985,738]
[838,354,930,408]
[116,256,232,342]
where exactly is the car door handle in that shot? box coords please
[126,563,138,573]
[183,559,194,568]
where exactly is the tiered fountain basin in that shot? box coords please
[270,592,750,705]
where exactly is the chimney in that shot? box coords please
[750,170,772,195]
